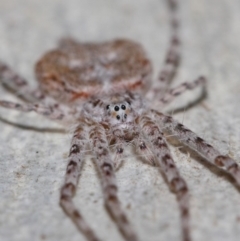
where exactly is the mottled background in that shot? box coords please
[0,0,240,241]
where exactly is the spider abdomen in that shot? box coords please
[35,39,152,104]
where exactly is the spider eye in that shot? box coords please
[106,105,110,110]
[124,114,127,118]
[116,115,120,120]
[114,106,120,111]
[121,105,126,110]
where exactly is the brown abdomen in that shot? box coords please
[35,39,152,103]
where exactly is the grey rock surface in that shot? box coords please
[0,0,240,241]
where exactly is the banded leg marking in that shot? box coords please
[147,0,181,100]
[159,76,206,107]
[60,126,101,241]
[90,124,139,241]
[153,111,240,185]
[0,100,68,121]
[0,61,45,102]
[140,115,191,241]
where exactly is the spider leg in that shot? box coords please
[60,125,101,241]
[0,99,71,122]
[0,61,45,102]
[89,123,139,241]
[153,110,240,186]
[147,0,180,100]
[139,114,191,241]
[0,61,74,114]
[159,76,206,107]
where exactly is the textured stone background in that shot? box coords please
[0,0,240,241]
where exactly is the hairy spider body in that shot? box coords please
[1,1,240,241]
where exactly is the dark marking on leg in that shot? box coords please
[68,160,77,168]
[69,144,80,155]
[73,210,82,219]
[196,137,204,143]
[162,153,171,162]
[92,99,101,107]
[101,162,114,176]
[61,183,76,198]
[214,155,227,167]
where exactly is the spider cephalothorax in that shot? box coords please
[1,1,240,241]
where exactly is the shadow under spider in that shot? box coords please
[0,116,66,134]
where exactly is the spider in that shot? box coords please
[0,0,240,241]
